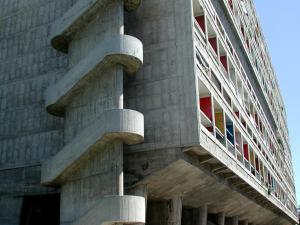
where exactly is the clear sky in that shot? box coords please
[253,0,300,205]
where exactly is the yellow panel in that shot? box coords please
[215,112,224,134]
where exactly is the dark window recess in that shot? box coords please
[211,72,222,92]
[20,194,60,225]
[196,51,209,71]
[223,90,231,106]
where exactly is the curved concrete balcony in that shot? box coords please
[70,195,145,225]
[45,34,143,116]
[50,0,142,53]
[41,109,144,186]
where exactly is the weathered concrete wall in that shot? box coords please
[0,196,22,225]
[124,0,200,152]
[47,1,126,224]
[0,0,71,223]
[0,0,296,225]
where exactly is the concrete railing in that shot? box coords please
[50,0,142,53]
[45,34,143,116]
[41,109,144,186]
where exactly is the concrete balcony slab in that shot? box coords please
[50,0,142,52]
[45,34,143,116]
[41,109,144,186]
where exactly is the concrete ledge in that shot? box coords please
[50,0,141,52]
[46,34,143,116]
[70,195,145,225]
[41,109,144,186]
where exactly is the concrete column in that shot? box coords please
[226,217,239,225]
[167,197,182,225]
[217,212,225,225]
[197,205,207,225]
[127,185,148,225]
[239,221,248,225]
[232,217,239,225]
[132,185,148,204]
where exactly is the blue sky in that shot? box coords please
[253,0,300,205]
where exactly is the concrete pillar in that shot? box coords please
[167,197,182,225]
[217,212,225,225]
[226,217,239,225]
[232,217,239,225]
[197,205,207,225]
[127,185,148,225]
[239,221,248,225]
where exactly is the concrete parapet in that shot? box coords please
[45,34,143,116]
[70,195,146,225]
[41,109,144,186]
[50,0,142,52]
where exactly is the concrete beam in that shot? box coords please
[46,34,143,116]
[70,195,145,225]
[168,197,182,225]
[217,212,225,225]
[50,0,141,52]
[41,109,144,186]
[198,155,214,165]
[211,164,227,173]
[197,205,207,225]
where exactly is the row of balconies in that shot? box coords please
[196,56,297,216]
[222,0,296,197]
[192,0,296,203]
[222,0,291,158]
[193,3,296,212]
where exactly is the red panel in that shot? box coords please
[195,16,206,34]
[200,97,212,121]
[209,37,217,54]
[235,111,239,118]
[243,144,249,160]
[220,55,228,72]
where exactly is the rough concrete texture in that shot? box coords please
[0,0,69,223]
[69,195,145,225]
[0,0,297,224]
[44,0,145,225]
[46,34,143,116]
[41,109,144,185]
[124,0,201,151]
[0,196,22,225]
[50,0,141,52]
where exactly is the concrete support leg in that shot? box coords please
[127,185,148,225]
[167,197,182,225]
[217,212,225,225]
[232,217,239,225]
[239,221,248,225]
[197,205,207,225]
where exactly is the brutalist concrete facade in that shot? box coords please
[0,0,297,225]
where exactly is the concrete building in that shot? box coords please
[0,0,298,225]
